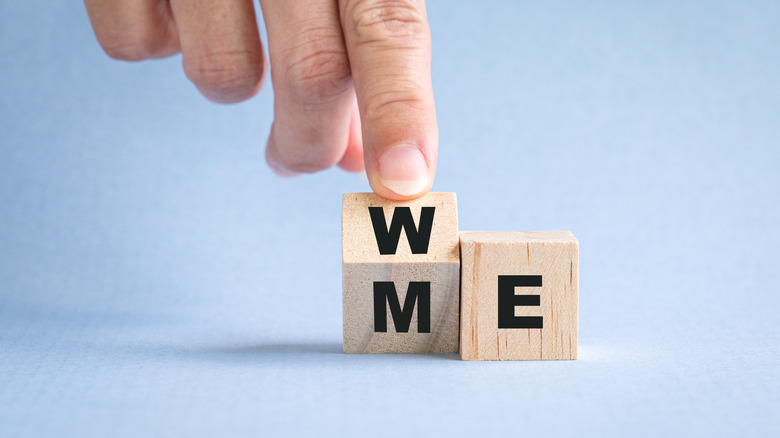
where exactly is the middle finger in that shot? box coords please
[260,0,357,174]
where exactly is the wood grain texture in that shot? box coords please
[459,231,579,360]
[342,193,459,265]
[342,193,460,353]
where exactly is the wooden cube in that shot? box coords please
[459,231,579,360]
[342,193,460,353]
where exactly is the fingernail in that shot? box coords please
[378,146,429,197]
[358,169,368,182]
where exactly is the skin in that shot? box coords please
[84,0,438,200]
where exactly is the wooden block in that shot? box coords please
[459,231,579,360]
[342,193,460,353]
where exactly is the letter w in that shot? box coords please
[368,206,435,255]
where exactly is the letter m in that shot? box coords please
[373,282,431,333]
[368,206,435,255]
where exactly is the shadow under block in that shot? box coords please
[459,231,579,360]
[343,193,460,353]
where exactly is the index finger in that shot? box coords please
[339,0,437,200]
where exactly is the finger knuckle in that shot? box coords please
[275,30,352,104]
[284,50,352,104]
[362,80,429,121]
[184,50,264,101]
[346,0,428,45]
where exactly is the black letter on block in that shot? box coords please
[498,275,543,329]
[368,206,435,255]
[373,282,431,333]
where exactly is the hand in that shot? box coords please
[84,0,438,200]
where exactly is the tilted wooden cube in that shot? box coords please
[459,231,579,360]
[342,193,460,353]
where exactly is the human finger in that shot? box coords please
[170,0,266,103]
[84,0,179,61]
[337,98,365,173]
[339,0,437,199]
[260,0,355,174]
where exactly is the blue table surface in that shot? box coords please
[1,1,778,436]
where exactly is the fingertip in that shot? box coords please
[368,144,433,200]
[337,103,365,173]
[195,82,263,104]
[367,177,433,201]
[337,153,365,173]
[265,129,300,178]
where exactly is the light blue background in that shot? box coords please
[1,1,778,436]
